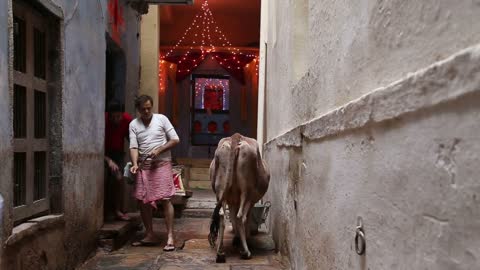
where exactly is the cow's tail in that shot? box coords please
[208,201,223,248]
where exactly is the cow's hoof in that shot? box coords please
[216,254,226,263]
[240,251,252,260]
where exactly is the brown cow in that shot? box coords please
[208,133,270,263]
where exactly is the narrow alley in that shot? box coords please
[78,189,288,270]
[78,217,288,270]
[1,0,480,270]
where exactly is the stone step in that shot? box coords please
[97,214,142,252]
[186,198,216,209]
[181,208,213,218]
[190,167,210,181]
[176,158,212,168]
[188,180,211,189]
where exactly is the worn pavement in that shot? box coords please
[77,217,289,270]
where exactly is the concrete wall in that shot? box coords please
[265,0,480,139]
[0,0,132,269]
[262,1,480,269]
[0,1,13,262]
[61,0,106,267]
[139,5,159,112]
[122,0,141,115]
[2,225,66,270]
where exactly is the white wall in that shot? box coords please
[263,1,480,269]
[265,0,480,139]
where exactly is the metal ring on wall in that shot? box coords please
[355,216,366,255]
[355,227,366,255]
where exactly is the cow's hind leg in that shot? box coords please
[216,204,227,263]
[238,201,253,260]
[229,205,241,247]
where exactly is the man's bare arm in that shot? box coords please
[130,148,139,167]
[129,148,139,174]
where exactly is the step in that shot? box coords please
[188,180,211,189]
[176,158,212,168]
[181,208,213,218]
[97,214,142,252]
[190,167,210,181]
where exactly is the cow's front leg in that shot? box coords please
[238,201,252,260]
[216,206,226,263]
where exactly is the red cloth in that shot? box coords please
[105,112,133,152]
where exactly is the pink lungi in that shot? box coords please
[134,160,176,208]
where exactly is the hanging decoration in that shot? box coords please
[107,0,125,45]
[159,0,259,83]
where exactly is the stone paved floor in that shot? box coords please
[77,218,290,270]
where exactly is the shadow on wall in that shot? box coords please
[106,33,126,109]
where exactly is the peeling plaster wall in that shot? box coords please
[0,0,13,255]
[1,0,110,269]
[61,0,106,267]
[2,226,66,270]
[264,1,480,269]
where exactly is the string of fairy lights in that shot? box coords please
[159,0,259,91]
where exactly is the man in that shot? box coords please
[105,102,133,221]
[129,95,179,251]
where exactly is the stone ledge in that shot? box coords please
[36,0,64,18]
[266,43,480,148]
[5,214,64,246]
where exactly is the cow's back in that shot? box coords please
[211,133,270,207]
[235,137,270,204]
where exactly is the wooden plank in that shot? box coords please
[188,180,211,190]
[176,158,212,168]
[190,168,210,181]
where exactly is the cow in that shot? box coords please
[208,133,270,263]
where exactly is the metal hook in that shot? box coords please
[355,217,366,255]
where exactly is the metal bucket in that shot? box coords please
[248,201,271,235]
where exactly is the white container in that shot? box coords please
[123,162,135,184]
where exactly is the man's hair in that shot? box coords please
[107,101,123,113]
[135,95,154,109]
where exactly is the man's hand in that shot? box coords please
[148,147,163,159]
[130,164,139,174]
[107,158,120,174]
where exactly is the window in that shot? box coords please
[12,2,50,223]
[191,74,230,145]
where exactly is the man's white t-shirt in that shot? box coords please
[129,114,179,161]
